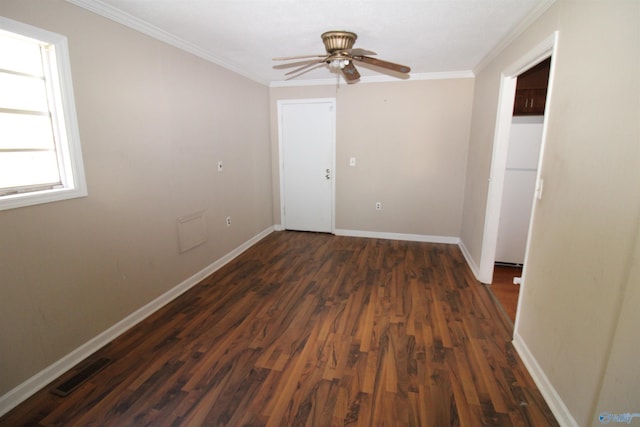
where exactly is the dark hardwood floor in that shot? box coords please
[0,231,557,426]
[489,265,523,323]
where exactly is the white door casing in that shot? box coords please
[278,99,336,233]
[479,31,558,285]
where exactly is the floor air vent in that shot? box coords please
[51,357,113,397]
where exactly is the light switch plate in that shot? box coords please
[536,178,544,200]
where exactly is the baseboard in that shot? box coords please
[333,229,459,244]
[0,226,274,417]
[458,239,483,283]
[512,332,578,427]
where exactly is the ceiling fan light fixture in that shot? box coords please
[329,58,349,69]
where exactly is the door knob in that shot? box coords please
[325,168,331,180]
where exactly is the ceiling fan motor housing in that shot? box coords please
[321,31,357,54]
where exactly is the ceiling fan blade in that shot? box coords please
[345,48,377,56]
[285,56,331,76]
[341,61,360,83]
[273,54,326,61]
[354,56,411,74]
[273,59,321,70]
[285,63,327,80]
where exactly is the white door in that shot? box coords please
[279,99,335,232]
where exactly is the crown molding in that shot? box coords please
[65,0,269,86]
[474,0,557,74]
[66,0,477,88]
[269,70,474,88]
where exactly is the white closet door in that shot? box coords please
[279,99,335,233]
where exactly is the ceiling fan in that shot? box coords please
[273,31,411,83]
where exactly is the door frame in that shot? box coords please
[277,98,337,232]
[478,32,558,313]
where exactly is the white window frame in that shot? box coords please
[0,17,87,211]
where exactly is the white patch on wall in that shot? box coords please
[177,211,207,253]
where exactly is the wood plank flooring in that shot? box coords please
[489,265,522,323]
[0,231,558,426]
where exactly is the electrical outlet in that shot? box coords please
[225,216,231,227]
[375,202,382,210]
[217,161,223,172]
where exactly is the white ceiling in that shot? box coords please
[68,0,553,86]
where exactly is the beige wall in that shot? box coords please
[594,220,640,423]
[270,78,474,237]
[460,1,640,425]
[0,0,272,396]
[4,0,638,423]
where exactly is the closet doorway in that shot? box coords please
[477,33,558,327]
[491,57,551,323]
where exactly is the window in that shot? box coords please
[0,17,86,211]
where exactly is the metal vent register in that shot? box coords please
[51,357,113,397]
